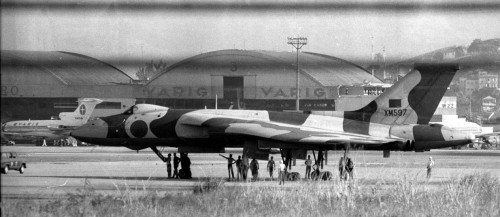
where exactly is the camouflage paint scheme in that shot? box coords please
[71,64,474,156]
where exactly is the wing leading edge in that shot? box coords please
[176,111,401,147]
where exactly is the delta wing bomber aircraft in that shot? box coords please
[71,63,474,168]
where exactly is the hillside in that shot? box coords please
[379,38,500,82]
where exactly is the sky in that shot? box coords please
[2,0,500,76]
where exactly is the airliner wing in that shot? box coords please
[177,112,401,146]
[1,131,66,140]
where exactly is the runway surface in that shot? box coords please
[2,146,500,201]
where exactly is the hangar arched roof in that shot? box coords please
[147,49,380,86]
[1,50,133,85]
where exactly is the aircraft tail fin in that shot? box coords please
[59,98,103,125]
[344,63,459,126]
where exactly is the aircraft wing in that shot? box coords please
[1,131,67,140]
[177,112,401,147]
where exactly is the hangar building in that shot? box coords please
[1,49,383,122]
[1,50,135,121]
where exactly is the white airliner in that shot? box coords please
[1,98,103,140]
[431,115,499,148]
[431,116,482,135]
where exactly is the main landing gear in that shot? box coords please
[150,146,192,179]
[150,146,167,162]
[279,149,293,170]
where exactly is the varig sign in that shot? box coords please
[259,87,327,99]
[1,86,20,97]
[143,86,210,98]
[142,86,332,99]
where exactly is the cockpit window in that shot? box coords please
[122,104,168,115]
[123,105,136,115]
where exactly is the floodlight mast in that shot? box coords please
[287,37,308,111]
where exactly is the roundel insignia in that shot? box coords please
[79,104,86,115]
[130,120,148,138]
[230,64,237,72]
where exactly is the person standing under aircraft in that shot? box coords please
[339,156,347,181]
[346,156,354,180]
[173,153,180,179]
[427,157,435,179]
[180,153,192,179]
[278,160,286,185]
[311,163,320,180]
[318,152,325,169]
[242,157,249,181]
[235,156,243,181]
[250,158,259,181]
[267,156,276,181]
[219,154,236,180]
[166,153,172,178]
[305,155,312,179]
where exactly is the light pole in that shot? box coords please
[287,36,308,111]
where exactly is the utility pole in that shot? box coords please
[382,46,386,81]
[287,36,308,111]
[371,35,374,83]
[141,44,144,68]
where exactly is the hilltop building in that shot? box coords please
[459,69,499,97]
[482,96,497,114]
[478,70,498,89]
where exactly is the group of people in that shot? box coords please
[266,156,288,185]
[183,152,436,182]
[265,156,287,185]
[303,154,353,181]
[338,155,355,181]
[219,154,335,184]
[164,153,191,179]
[48,138,75,146]
[220,154,262,181]
[219,153,354,183]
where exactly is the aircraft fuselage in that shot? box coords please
[72,108,473,151]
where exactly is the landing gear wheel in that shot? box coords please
[19,166,24,174]
[179,169,186,179]
[178,169,192,179]
[3,166,9,174]
[311,170,319,181]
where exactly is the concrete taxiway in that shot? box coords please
[2,146,500,201]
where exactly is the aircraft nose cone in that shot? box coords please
[71,119,108,141]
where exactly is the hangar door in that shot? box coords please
[211,75,256,105]
[223,76,243,101]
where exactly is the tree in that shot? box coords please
[136,60,168,82]
[468,39,483,54]
[468,39,499,54]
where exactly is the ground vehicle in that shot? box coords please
[1,152,27,174]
